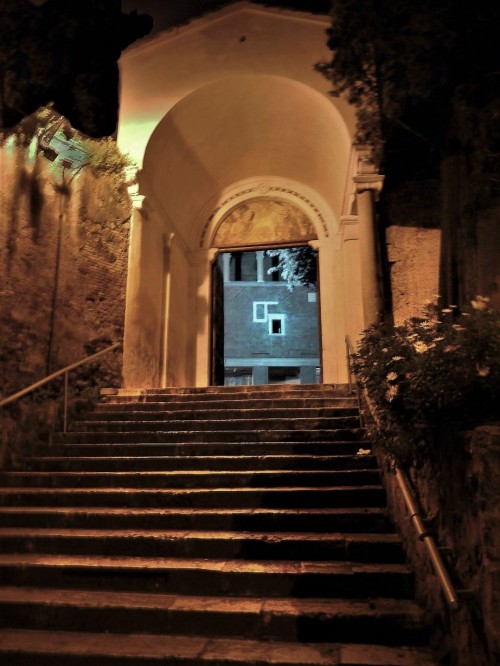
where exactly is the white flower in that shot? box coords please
[382,348,389,353]
[386,371,398,382]
[385,385,399,402]
[471,295,490,311]
[414,341,429,354]
[357,448,372,456]
[392,356,404,361]
[477,365,490,377]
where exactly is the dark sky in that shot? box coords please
[122,1,332,35]
[8,1,331,136]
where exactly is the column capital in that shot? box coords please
[128,182,145,210]
[353,174,385,199]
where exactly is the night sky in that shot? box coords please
[3,1,331,136]
[122,1,332,35]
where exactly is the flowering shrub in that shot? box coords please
[352,297,500,463]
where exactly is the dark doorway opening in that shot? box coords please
[211,246,321,386]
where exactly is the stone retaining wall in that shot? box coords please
[379,425,500,665]
[0,135,130,467]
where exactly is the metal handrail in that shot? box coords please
[0,341,122,432]
[345,335,364,426]
[345,334,460,611]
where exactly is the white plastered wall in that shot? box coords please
[119,3,372,387]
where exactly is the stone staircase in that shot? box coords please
[0,384,436,665]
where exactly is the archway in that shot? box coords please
[122,75,365,388]
[209,198,321,386]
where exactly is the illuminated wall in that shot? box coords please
[117,2,378,387]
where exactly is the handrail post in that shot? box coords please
[345,337,353,394]
[63,370,69,434]
[345,335,364,427]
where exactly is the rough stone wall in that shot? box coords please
[477,206,500,311]
[0,136,131,467]
[379,426,500,666]
[386,226,441,324]
[383,180,500,320]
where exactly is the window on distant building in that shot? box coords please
[253,301,278,322]
[268,314,285,335]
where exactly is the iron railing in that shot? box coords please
[345,334,460,610]
[0,341,122,433]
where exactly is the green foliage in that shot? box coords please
[79,136,135,182]
[352,298,500,463]
[265,247,317,291]
[318,1,500,186]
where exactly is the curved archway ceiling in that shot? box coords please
[212,198,317,248]
[142,75,350,247]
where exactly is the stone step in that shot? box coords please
[24,453,378,472]
[0,485,386,508]
[0,528,404,562]
[0,587,427,645]
[105,383,351,397]
[52,429,366,443]
[0,469,380,489]
[0,506,392,532]
[96,397,358,411]
[69,417,362,433]
[0,629,437,665]
[0,554,414,598]
[0,381,436,664]
[40,441,370,456]
[84,407,360,421]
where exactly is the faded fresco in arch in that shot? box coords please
[212,199,317,247]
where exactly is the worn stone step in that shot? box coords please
[0,469,380,489]
[96,397,358,412]
[0,628,437,665]
[0,554,414,598]
[24,454,377,473]
[70,417,361,433]
[0,506,391,532]
[0,528,404,562]
[0,485,386,509]
[39,441,369,457]
[106,384,351,398]
[52,429,367,444]
[0,587,427,645]
[86,408,359,421]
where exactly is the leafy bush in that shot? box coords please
[352,297,500,463]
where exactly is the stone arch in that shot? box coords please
[196,176,337,252]
[123,74,364,388]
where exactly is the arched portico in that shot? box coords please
[122,74,379,388]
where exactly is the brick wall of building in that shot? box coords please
[223,283,320,363]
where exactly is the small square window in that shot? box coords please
[268,314,285,335]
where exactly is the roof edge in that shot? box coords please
[121,1,330,61]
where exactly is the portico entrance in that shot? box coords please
[120,75,381,389]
